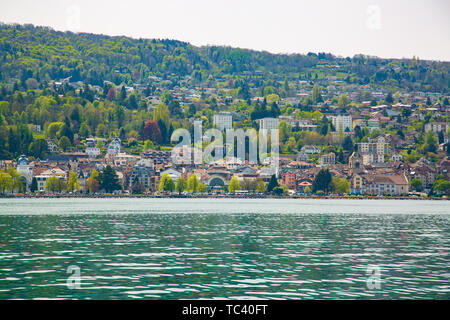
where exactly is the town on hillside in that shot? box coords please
[2,92,449,197]
[0,24,449,198]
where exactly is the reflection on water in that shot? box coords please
[0,198,449,299]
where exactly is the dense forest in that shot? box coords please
[0,23,449,92]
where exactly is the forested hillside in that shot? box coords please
[0,23,449,163]
[0,23,449,93]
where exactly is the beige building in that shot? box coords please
[34,167,67,191]
[351,173,409,195]
[357,136,389,165]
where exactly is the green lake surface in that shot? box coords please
[0,198,448,299]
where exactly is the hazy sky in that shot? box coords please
[1,0,449,61]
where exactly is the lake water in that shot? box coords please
[0,198,449,299]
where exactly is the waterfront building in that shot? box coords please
[34,167,67,192]
[160,168,182,183]
[351,173,409,195]
[16,155,33,187]
[129,159,155,191]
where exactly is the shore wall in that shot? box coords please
[0,194,446,200]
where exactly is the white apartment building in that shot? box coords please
[86,147,101,158]
[425,122,450,134]
[213,112,233,130]
[391,153,403,162]
[332,115,352,132]
[257,117,280,130]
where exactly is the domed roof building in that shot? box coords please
[16,155,33,188]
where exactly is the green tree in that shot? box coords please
[98,165,121,193]
[267,174,279,192]
[410,178,423,192]
[58,122,73,142]
[58,136,71,152]
[342,135,354,153]
[283,76,290,96]
[330,176,350,194]
[423,131,438,153]
[175,177,187,194]
[79,122,90,139]
[0,170,14,194]
[256,180,267,193]
[312,84,323,104]
[385,92,394,104]
[187,174,199,192]
[312,169,332,193]
[120,85,127,101]
[88,169,99,193]
[228,176,240,193]
[114,105,125,128]
[158,173,175,192]
[46,122,64,139]
[153,103,170,142]
[432,179,450,196]
[198,183,207,193]
[338,94,350,106]
[28,138,48,159]
[272,185,287,195]
[30,177,38,193]
[67,170,80,192]
[44,176,66,193]
[6,167,24,193]
[143,140,155,151]
[319,116,329,135]
[354,125,363,140]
